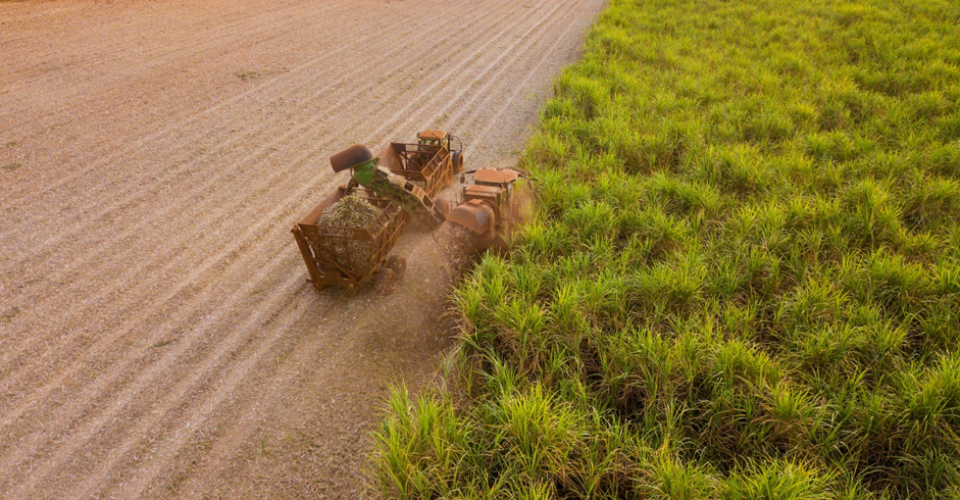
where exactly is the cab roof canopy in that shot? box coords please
[417,129,447,140]
[474,168,519,185]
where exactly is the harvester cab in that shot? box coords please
[446,168,522,249]
[417,129,446,148]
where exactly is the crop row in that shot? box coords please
[373,0,960,497]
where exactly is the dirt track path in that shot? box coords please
[0,1,606,497]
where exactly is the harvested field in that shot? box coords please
[0,0,607,498]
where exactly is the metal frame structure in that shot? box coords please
[292,186,406,291]
[292,130,464,291]
[380,133,463,197]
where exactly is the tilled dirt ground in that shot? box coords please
[0,1,606,498]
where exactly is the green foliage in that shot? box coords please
[372,0,960,497]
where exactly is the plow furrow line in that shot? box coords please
[462,2,590,156]
[70,267,318,500]
[0,0,449,211]
[0,1,556,488]
[57,1,591,496]
[0,0,503,375]
[153,1,593,491]
[0,0,489,253]
[382,0,580,144]
[6,254,306,499]
[1,0,338,92]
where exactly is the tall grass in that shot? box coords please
[372,0,960,497]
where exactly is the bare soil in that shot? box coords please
[0,0,606,498]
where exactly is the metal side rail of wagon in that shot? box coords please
[378,129,463,198]
[292,186,407,292]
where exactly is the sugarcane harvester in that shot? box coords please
[446,167,524,251]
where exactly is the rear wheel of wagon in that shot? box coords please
[386,255,407,279]
[374,267,397,295]
[452,151,463,174]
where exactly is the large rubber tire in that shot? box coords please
[374,268,397,295]
[451,151,463,174]
[386,255,407,279]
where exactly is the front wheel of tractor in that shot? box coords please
[452,151,463,174]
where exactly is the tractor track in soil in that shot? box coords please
[0,1,606,498]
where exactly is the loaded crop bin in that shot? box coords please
[292,186,406,291]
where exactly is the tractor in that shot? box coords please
[293,130,526,292]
